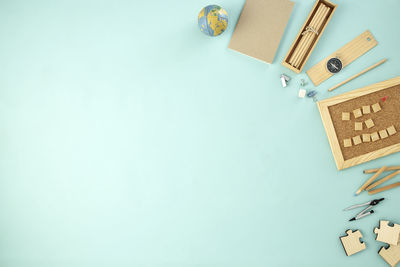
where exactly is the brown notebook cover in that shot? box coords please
[229,0,294,63]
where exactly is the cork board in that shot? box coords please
[318,76,400,170]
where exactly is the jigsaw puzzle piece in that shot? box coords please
[374,221,400,245]
[379,244,400,267]
[340,229,366,256]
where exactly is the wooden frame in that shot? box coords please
[282,0,337,73]
[317,76,400,170]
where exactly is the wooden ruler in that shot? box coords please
[306,30,378,86]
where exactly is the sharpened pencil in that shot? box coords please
[356,166,386,195]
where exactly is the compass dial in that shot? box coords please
[326,58,343,74]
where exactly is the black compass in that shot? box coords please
[326,58,343,74]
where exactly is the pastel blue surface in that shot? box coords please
[0,0,399,266]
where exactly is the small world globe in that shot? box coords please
[198,5,228,37]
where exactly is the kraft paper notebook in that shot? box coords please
[229,0,294,63]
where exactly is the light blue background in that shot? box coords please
[0,0,399,266]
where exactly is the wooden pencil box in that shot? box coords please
[282,0,337,73]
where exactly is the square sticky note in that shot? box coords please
[362,133,371,142]
[365,119,374,129]
[362,105,371,114]
[353,108,362,118]
[372,103,381,113]
[379,129,388,139]
[371,132,380,142]
[355,122,363,131]
[343,138,352,148]
[352,135,362,145]
[342,112,350,121]
[387,125,397,136]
